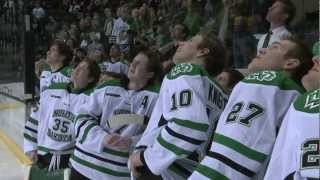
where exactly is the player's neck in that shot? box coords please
[128,80,147,91]
[187,58,205,69]
[50,63,64,72]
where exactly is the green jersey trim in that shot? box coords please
[96,79,123,89]
[47,82,69,90]
[71,155,130,177]
[28,117,38,125]
[168,164,190,179]
[173,118,209,132]
[103,147,129,158]
[79,122,98,144]
[24,133,37,143]
[242,71,305,93]
[59,66,73,77]
[157,134,192,156]
[294,89,320,113]
[166,63,209,80]
[213,133,267,163]
[83,88,95,96]
[196,164,229,180]
[144,83,160,93]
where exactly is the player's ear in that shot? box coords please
[284,58,300,70]
[196,48,210,58]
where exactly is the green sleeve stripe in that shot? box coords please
[79,123,97,144]
[28,118,38,125]
[103,147,129,158]
[24,133,37,143]
[168,163,191,179]
[196,164,229,180]
[71,155,130,177]
[214,133,267,163]
[173,118,209,132]
[157,134,192,156]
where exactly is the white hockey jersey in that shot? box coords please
[70,79,159,180]
[24,103,40,153]
[264,89,320,180]
[189,71,305,180]
[99,60,128,75]
[40,66,72,93]
[135,63,228,179]
[23,83,93,155]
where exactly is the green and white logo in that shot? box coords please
[245,71,277,82]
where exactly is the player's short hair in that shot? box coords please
[82,58,101,86]
[223,68,244,89]
[282,35,313,84]
[51,39,73,66]
[138,49,163,85]
[198,29,227,77]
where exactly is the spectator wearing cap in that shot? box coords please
[257,0,295,53]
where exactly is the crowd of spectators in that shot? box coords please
[27,0,318,72]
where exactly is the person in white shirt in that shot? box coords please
[257,0,295,53]
[32,2,45,20]
[111,4,130,52]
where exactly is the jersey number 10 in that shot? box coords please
[170,90,192,111]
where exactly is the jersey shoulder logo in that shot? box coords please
[304,90,320,110]
[245,71,277,82]
[170,63,194,77]
[294,89,320,113]
[167,63,208,79]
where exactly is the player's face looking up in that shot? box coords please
[302,56,320,91]
[128,53,154,83]
[46,45,64,66]
[248,40,297,73]
[173,35,207,64]
[71,61,94,90]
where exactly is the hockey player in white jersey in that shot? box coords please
[24,40,74,163]
[129,30,229,179]
[99,44,129,75]
[264,42,320,180]
[69,49,162,180]
[189,37,314,180]
[40,40,73,93]
[23,59,100,179]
